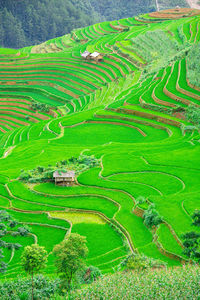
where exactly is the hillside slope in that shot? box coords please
[0,0,190,48]
[0,8,200,278]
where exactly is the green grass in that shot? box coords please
[157,224,185,257]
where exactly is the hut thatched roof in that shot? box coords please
[90,51,101,58]
[81,51,91,58]
[53,171,75,178]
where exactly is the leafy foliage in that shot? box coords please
[70,265,200,300]
[185,105,200,128]
[76,265,103,285]
[53,233,88,291]
[182,210,200,262]
[0,211,30,273]
[192,210,200,227]
[21,244,48,275]
[0,0,156,48]
[0,275,61,300]
[187,42,200,88]
[182,231,200,262]
[30,101,50,113]
[119,253,166,271]
[130,30,181,64]
[21,244,48,299]
[19,155,100,183]
[143,204,163,228]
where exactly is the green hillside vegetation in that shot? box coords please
[70,265,200,299]
[0,0,190,49]
[0,0,157,49]
[0,7,200,294]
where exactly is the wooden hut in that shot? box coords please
[53,171,75,186]
[81,50,91,60]
[90,51,103,62]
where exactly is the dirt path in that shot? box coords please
[186,0,200,9]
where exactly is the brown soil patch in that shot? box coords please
[0,115,28,125]
[0,71,100,89]
[0,62,107,83]
[0,102,30,109]
[0,110,38,123]
[0,107,49,120]
[172,112,185,120]
[0,122,12,130]
[0,126,6,133]
[149,8,200,19]
[0,98,31,104]
[187,0,200,9]
[0,119,20,127]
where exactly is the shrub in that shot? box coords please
[143,204,163,228]
[19,171,31,181]
[182,231,200,262]
[0,275,61,300]
[187,42,200,88]
[185,105,200,128]
[31,101,50,113]
[119,253,166,271]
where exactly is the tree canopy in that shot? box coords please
[0,0,157,48]
[53,233,88,290]
[143,204,163,228]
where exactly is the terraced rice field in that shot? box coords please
[0,8,200,278]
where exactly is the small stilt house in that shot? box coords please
[53,171,75,186]
[90,52,103,62]
[81,51,103,62]
[81,50,91,60]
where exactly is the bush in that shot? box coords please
[77,265,103,284]
[143,204,163,228]
[119,253,166,271]
[19,172,31,181]
[187,42,200,88]
[0,275,61,300]
[31,101,50,113]
[185,105,200,128]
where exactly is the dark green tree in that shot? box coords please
[0,0,158,48]
[143,204,163,228]
[182,231,200,262]
[192,210,200,227]
[21,244,48,300]
[53,233,88,291]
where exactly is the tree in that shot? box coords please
[182,231,200,262]
[21,244,48,300]
[192,210,200,227]
[143,204,163,228]
[53,233,88,291]
[182,209,200,262]
[0,0,157,49]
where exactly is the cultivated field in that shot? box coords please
[0,8,200,278]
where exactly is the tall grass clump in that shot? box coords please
[187,42,200,88]
[70,265,200,300]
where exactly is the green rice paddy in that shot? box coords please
[0,8,200,278]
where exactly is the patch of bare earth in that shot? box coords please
[186,0,200,9]
[149,7,200,18]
